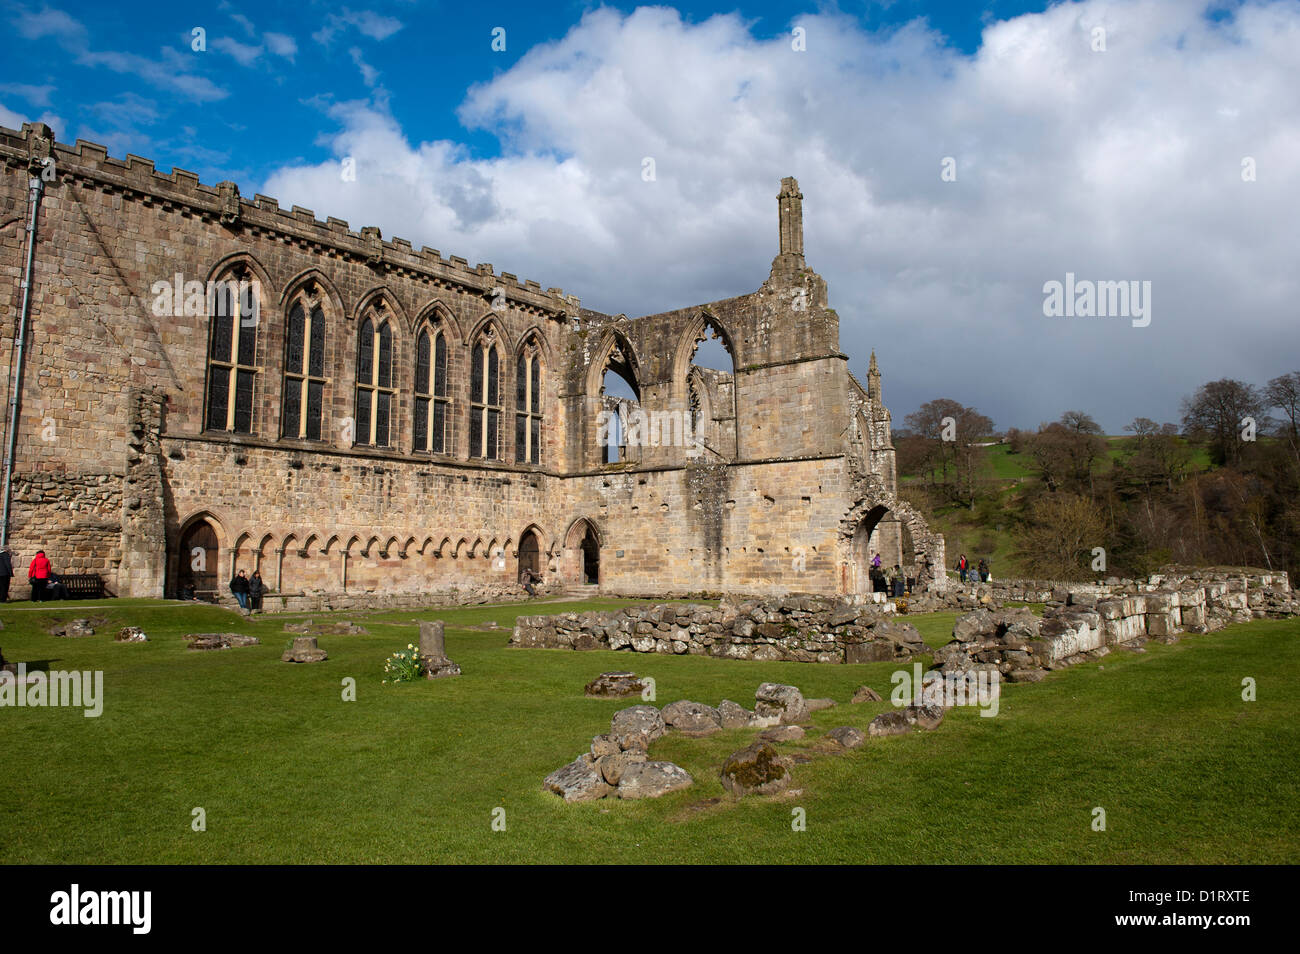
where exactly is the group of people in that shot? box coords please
[869,552,909,597]
[228,569,267,613]
[955,554,991,583]
[0,547,76,602]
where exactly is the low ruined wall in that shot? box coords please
[213,581,546,614]
[942,566,1293,618]
[510,565,1294,667]
[510,596,927,663]
[934,579,1269,684]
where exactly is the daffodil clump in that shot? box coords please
[382,643,422,684]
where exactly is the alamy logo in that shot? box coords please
[597,407,701,456]
[50,884,151,934]
[1042,272,1151,327]
[150,273,260,324]
[891,662,1001,717]
[0,665,104,717]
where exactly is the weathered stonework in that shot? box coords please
[0,124,941,604]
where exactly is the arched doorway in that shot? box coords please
[563,518,602,586]
[177,519,220,601]
[519,529,541,580]
[580,528,600,585]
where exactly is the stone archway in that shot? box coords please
[840,489,947,595]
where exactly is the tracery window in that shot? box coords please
[355,313,395,447]
[514,343,542,464]
[414,323,450,454]
[282,294,326,440]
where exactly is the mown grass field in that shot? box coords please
[1,597,1295,864]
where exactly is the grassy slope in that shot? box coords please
[901,437,1214,578]
[1,598,1295,864]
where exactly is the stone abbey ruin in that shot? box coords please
[0,121,944,606]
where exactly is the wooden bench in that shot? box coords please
[57,574,106,600]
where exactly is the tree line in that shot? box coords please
[894,372,1300,581]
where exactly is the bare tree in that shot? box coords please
[1061,410,1103,435]
[1180,378,1267,466]
[1016,493,1107,580]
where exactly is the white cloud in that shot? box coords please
[313,9,403,48]
[11,7,227,103]
[262,1,1300,430]
[265,32,298,61]
[349,47,380,88]
[212,36,264,67]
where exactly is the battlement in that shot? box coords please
[0,122,579,316]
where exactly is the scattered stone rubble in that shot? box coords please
[284,619,369,636]
[186,633,260,650]
[50,618,96,638]
[116,626,148,642]
[513,597,928,663]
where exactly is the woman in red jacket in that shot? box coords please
[28,550,51,602]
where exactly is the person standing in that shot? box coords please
[957,553,968,582]
[0,547,12,602]
[28,549,51,602]
[978,558,990,583]
[248,570,265,613]
[230,569,250,612]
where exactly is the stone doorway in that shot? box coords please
[519,529,541,580]
[563,517,602,587]
[177,519,220,601]
[580,528,600,585]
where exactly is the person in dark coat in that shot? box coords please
[248,570,265,613]
[520,566,540,597]
[28,550,51,602]
[0,547,12,602]
[46,572,71,600]
[230,570,250,611]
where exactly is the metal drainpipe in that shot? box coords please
[1,174,45,547]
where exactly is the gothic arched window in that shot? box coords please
[355,315,395,446]
[205,271,259,434]
[283,295,327,440]
[515,344,542,464]
[469,332,501,460]
[414,324,450,454]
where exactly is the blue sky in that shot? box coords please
[3,0,1294,433]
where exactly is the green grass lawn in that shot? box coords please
[1,597,1296,864]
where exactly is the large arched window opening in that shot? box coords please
[414,322,450,454]
[282,295,327,440]
[596,338,641,465]
[515,339,543,464]
[205,269,259,434]
[355,315,395,447]
[470,330,502,460]
[685,318,737,461]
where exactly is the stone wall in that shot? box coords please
[510,595,928,663]
[962,566,1293,619]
